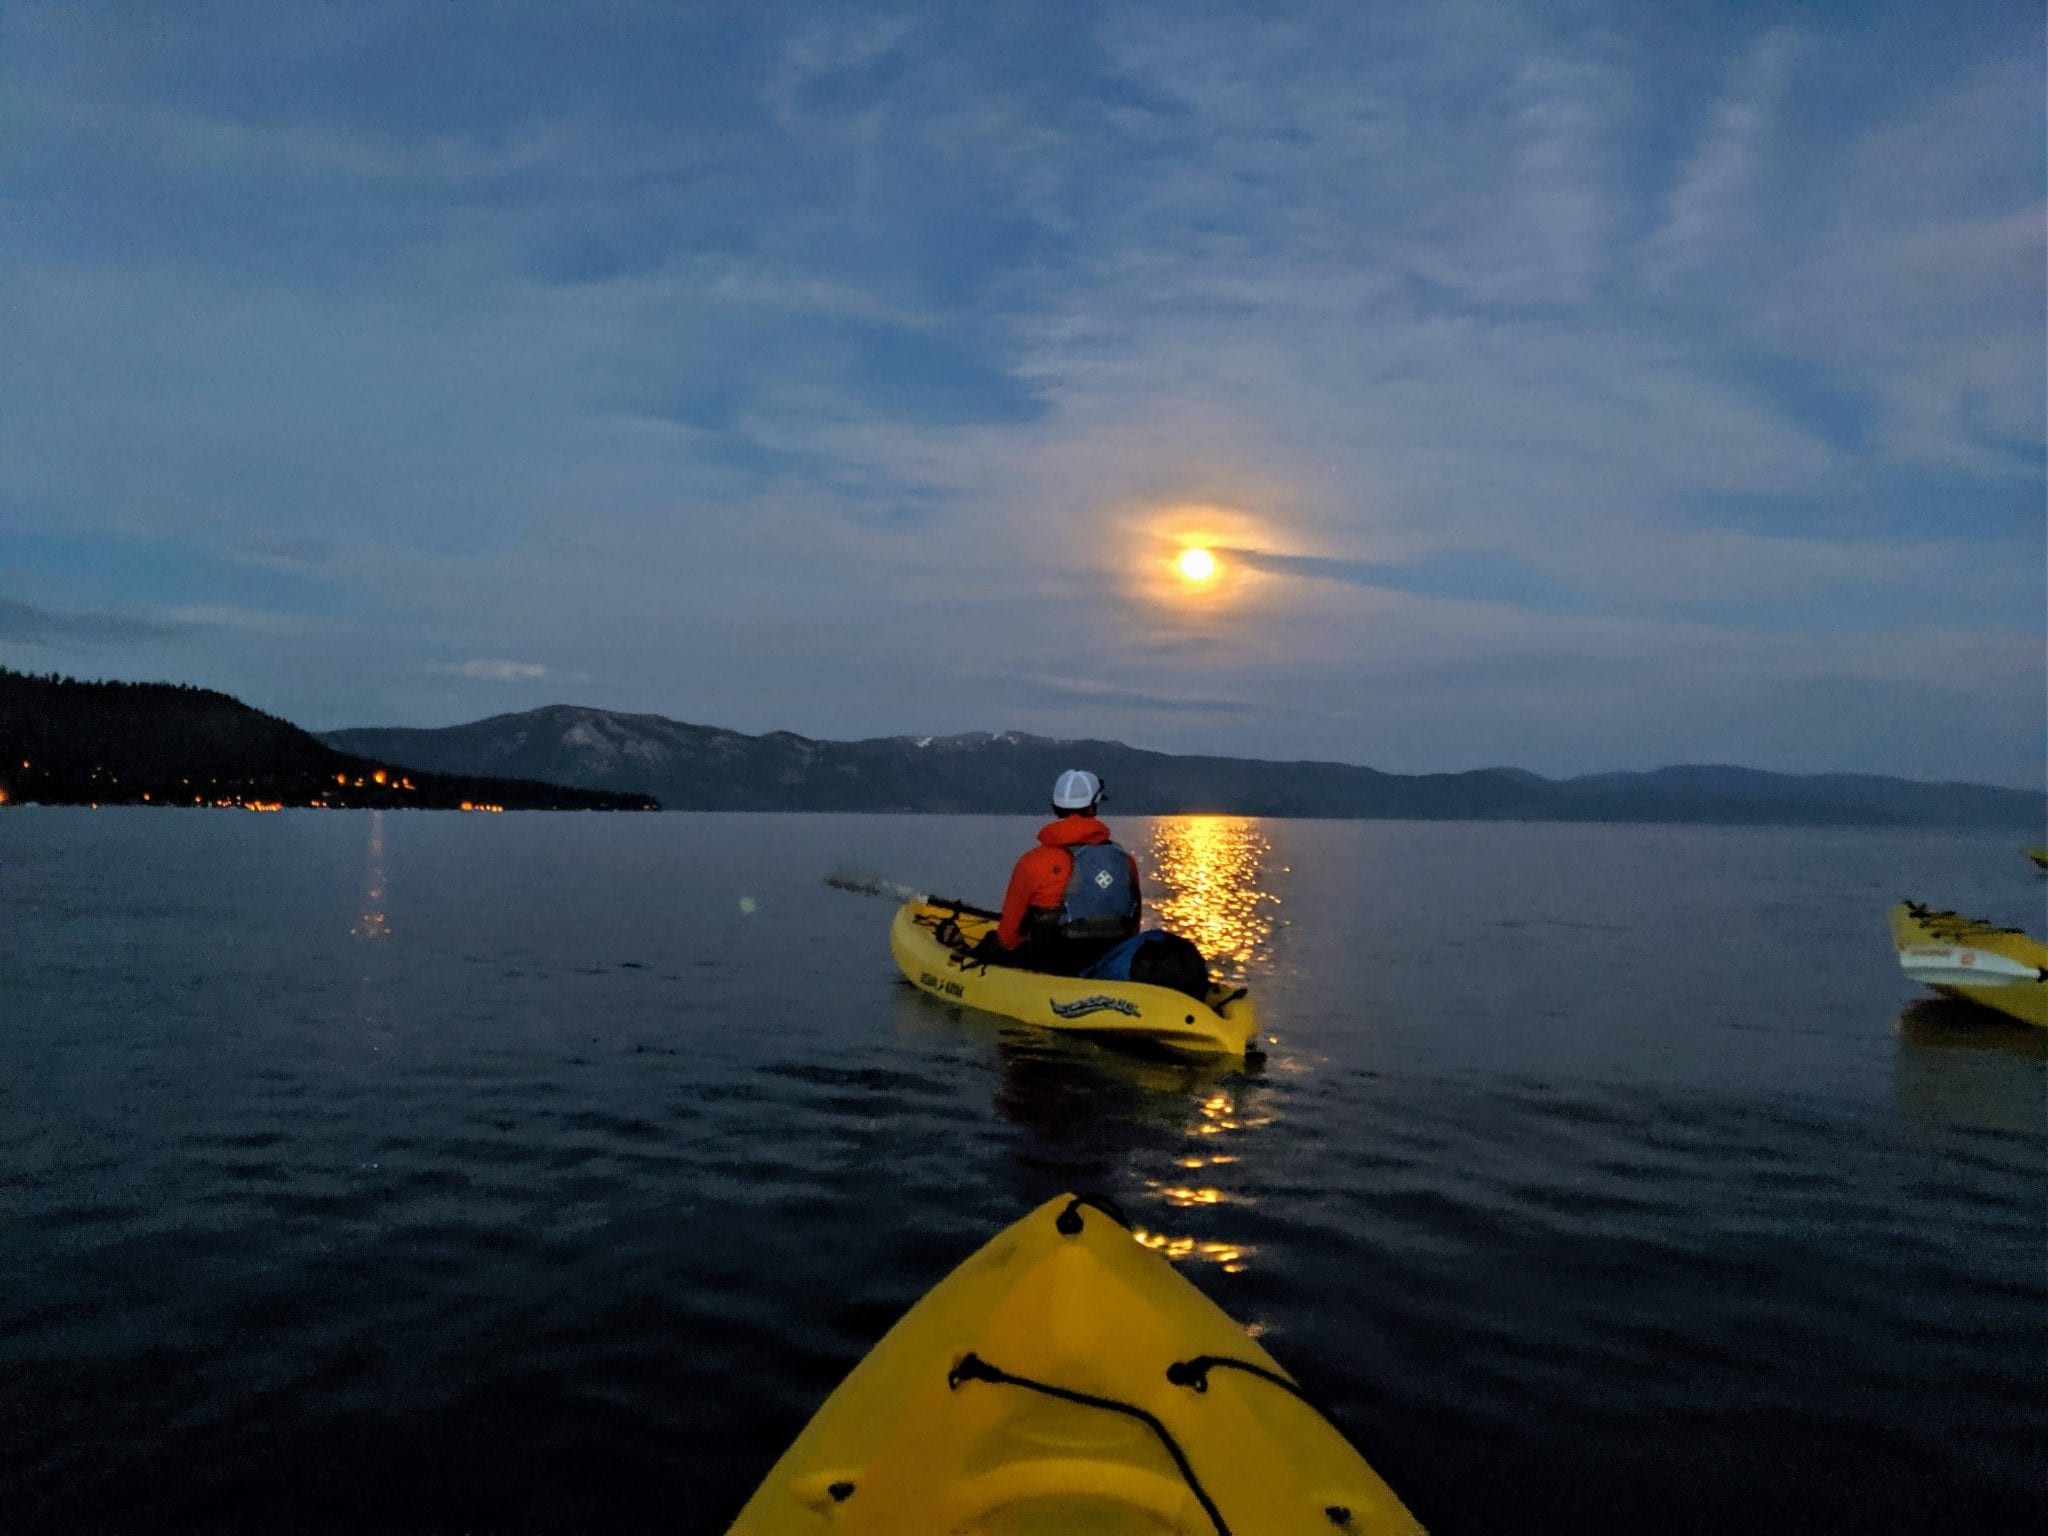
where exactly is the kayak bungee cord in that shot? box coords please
[1167,1352,1316,1405]
[923,1199,1376,1536]
[944,1350,1232,1536]
[1902,900,2029,942]
[1161,1356,1372,1531]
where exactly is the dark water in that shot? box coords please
[3,810,2043,1533]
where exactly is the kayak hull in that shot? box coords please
[890,900,1261,1058]
[1890,902,2048,1028]
[727,1193,1424,1535]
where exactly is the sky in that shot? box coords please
[1,1,2041,786]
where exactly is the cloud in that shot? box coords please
[965,670,1287,717]
[1762,155,2045,472]
[1637,44,2043,476]
[764,13,918,135]
[0,596,190,646]
[150,605,317,636]
[1646,28,1803,285]
[426,659,552,682]
[1213,545,1582,611]
[222,537,333,573]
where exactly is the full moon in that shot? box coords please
[1178,547,1218,582]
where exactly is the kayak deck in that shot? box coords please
[1889,901,2048,1028]
[890,900,1261,1058]
[727,1193,1424,1535]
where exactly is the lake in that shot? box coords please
[2,809,2042,1532]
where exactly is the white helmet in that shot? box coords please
[1051,769,1103,810]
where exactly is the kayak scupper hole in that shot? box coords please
[1184,1014,1194,1024]
[828,1481,854,1502]
[1325,1508,1353,1528]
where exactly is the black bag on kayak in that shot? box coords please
[1129,932,1211,1001]
[1084,929,1210,1001]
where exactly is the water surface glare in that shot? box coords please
[2,810,2042,1531]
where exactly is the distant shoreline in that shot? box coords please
[6,669,2038,828]
[7,804,2039,838]
[0,669,659,814]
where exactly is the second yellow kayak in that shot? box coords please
[1890,901,2048,1027]
[890,899,1262,1057]
[727,1192,1424,1534]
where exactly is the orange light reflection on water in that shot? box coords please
[1130,1228,1251,1273]
[1132,1086,1275,1273]
[1148,817,1279,982]
[352,810,392,939]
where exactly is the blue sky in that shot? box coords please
[1,1,2041,785]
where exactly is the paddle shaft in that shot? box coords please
[823,871,999,921]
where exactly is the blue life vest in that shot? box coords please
[1059,842,1139,940]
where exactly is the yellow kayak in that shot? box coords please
[890,900,1261,1058]
[1889,901,2048,1028]
[727,1193,1425,1535]
[2026,846,2048,871]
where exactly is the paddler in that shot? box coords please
[973,769,1142,974]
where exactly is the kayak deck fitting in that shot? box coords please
[889,899,1262,1058]
[1889,901,2048,1028]
[727,1192,1424,1535]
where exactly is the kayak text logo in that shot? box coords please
[919,971,966,999]
[1049,995,1140,1019]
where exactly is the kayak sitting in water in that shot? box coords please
[972,769,1142,976]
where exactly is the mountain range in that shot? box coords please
[323,704,2043,827]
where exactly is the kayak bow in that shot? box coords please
[727,1193,1424,1535]
[1889,901,2048,1028]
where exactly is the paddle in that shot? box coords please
[824,870,1000,921]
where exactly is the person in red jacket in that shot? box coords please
[975,769,1142,973]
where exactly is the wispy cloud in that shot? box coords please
[1646,28,1802,285]
[0,596,190,646]
[150,605,317,636]
[222,537,332,573]
[966,670,1281,717]
[764,13,918,136]
[1213,545,1582,611]
[426,659,553,682]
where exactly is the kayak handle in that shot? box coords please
[1055,1193,1132,1234]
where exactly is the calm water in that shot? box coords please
[3,810,2043,1533]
